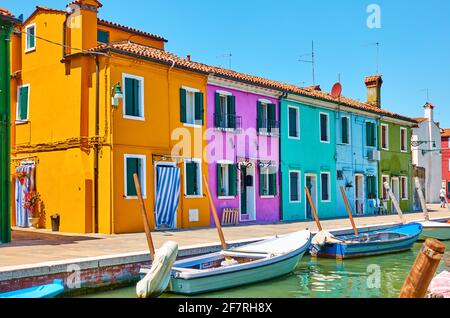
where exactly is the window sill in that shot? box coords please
[321,200,332,203]
[125,196,147,200]
[15,120,29,125]
[381,147,389,151]
[218,196,236,200]
[185,194,203,199]
[400,150,407,153]
[123,115,145,121]
[289,200,301,204]
[260,195,276,199]
[320,140,330,144]
[25,47,36,54]
[288,136,300,140]
[183,123,203,129]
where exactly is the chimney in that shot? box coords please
[364,75,383,108]
[186,54,191,62]
[424,102,434,122]
[66,0,102,54]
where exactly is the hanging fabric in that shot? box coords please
[155,165,181,229]
[15,163,36,228]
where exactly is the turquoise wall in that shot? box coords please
[280,98,336,221]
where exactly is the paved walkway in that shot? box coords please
[1,205,449,268]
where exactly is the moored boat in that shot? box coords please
[312,223,422,259]
[418,221,450,241]
[140,230,311,295]
[0,279,64,298]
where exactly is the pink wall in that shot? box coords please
[206,84,280,225]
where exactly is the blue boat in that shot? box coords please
[313,223,422,259]
[0,279,64,298]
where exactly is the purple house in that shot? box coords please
[206,76,281,225]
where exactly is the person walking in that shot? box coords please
[440,187,447,208]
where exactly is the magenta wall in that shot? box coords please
[206,84,280,225]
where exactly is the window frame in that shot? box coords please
[341,115,351,145]
[400,176,408,200]
[381,123,389,150]
[182,86,202,128]
[16,84,30,123]
[184,158,203,198]
[122,73,145,121]
[217,160,235,199]
[400,127,408,152]
[288,170,301,203]
[320,171,331,202]
[25,23,36,53]
[260,165,276,199]
[319,112,330,143]
[288,105,300,140]
[123,154,147,199]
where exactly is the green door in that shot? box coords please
[240,167,247,215]
[306,176,313,219]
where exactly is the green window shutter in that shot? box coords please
[186,162,197,195]
[320,114,328,141]
[19,86,29,120]
[268,103,276,133]
[289,108,297,137]
[217,164,223,196]
[194,92,204,125]
[97,30,109,43]
[228,164,237,196]
[366,122,372,146]
[321,173,329,201]
[372,123,377,146]
[126,158,139,196]
[28,26,35,48]
[290,172,298,201]
[269,169,277,196]
[228,95,236,129]
[125,78,139,117]
[342,117,349,144]
[214,93,221,127]
[257,101,263,131]
[259,167,264,196]
[180,88,187,123]
[133,79,140,117]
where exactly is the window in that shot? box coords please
[319,113,329,142]
[124,154,146,198]
[341,116,350,144]
[381,175,389,200]
[288,106,300,139]
[381,124,389,150]
[400,176,408,200]
[97,29,109,43]
[25,24,36,52]
[214,92,236,129]
[400,127,407,152]
[259,165,277,197]
[123,74,144,119]
[289,171,301,202]
[366,176,377,199]
[320,172,330,202]
[185,160,202,197]
[180,87,204,126]
[366,122,376,147]
[217,163,237,197]
[257,101,276,135]
[17,85,30,121]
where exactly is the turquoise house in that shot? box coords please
[280,92,336,221]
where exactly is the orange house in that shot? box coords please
[10,0,210,234]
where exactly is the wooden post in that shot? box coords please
[134,173,155,260]
[305,186,322,231]
[384,181,405,224]
[414,177,429,221]
[399,238,446,298]
[203,175,228,251]
[340,186,358,235]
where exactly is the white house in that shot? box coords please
[412,102,442,203]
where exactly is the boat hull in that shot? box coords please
[169,250,305,295]
[0,280,64,298]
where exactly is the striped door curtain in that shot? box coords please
[155,166,181,229]
[15,164,36,227]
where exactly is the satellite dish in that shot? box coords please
[331,82,342,98]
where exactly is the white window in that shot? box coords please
[400,127,407,152]
[219,95,229,128]
[320,172,331,202]
[400,176,408,200]
[288,106,300,139]
[289,170,301,203]
[184,159,203,198]
[260,165,277,197]
[258,99,277,135]
[319,112,330,143]
[381,124,389,150]
[123,73,144,120]
[217,161,237,198]
[381,175,389,200]
[181,86,203,127]
[25,24,36,52]
[124,154,146,199]
[16,84,30,122]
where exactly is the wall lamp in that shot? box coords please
[111,82,123,107]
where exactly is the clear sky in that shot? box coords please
[4,0,450,127]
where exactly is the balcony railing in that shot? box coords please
[214,113,242,131]
[258,119,280,137]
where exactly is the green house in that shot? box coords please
[0,8,20,243]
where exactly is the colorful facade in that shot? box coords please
[206,78,281,224]
[442,129,450,198]
[0,8,20,243]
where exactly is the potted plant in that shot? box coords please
[16,170,28,185]
[23,191,41,229]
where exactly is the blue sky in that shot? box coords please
[5,0,450,127]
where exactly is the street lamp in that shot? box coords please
[111,82,123,107]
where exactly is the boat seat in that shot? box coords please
[221,250,270,259]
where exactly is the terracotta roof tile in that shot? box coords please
[97,19,167,42]
[442,129,450,138]
[413,117,427,124]
[365,75,383,85]
[67,0,103,8]
[0,7,14,17]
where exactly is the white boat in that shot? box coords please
[418,221,450,241]
[140,230,311,295]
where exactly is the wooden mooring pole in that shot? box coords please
[399,238,446,298]
[305,186,322,231]
[340,186,358,235]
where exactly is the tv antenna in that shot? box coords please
[217,52,233,69]
[420,88,430,102]
[298,40,316,85]
[364,42,381,74]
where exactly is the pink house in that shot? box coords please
[206,76,281,225]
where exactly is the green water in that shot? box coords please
[80,242,449,298]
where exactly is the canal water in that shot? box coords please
[80,242,449,298]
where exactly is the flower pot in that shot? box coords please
[28,217,39,229]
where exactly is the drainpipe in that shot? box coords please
[279,91,288,221]
[94,55,100,233]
